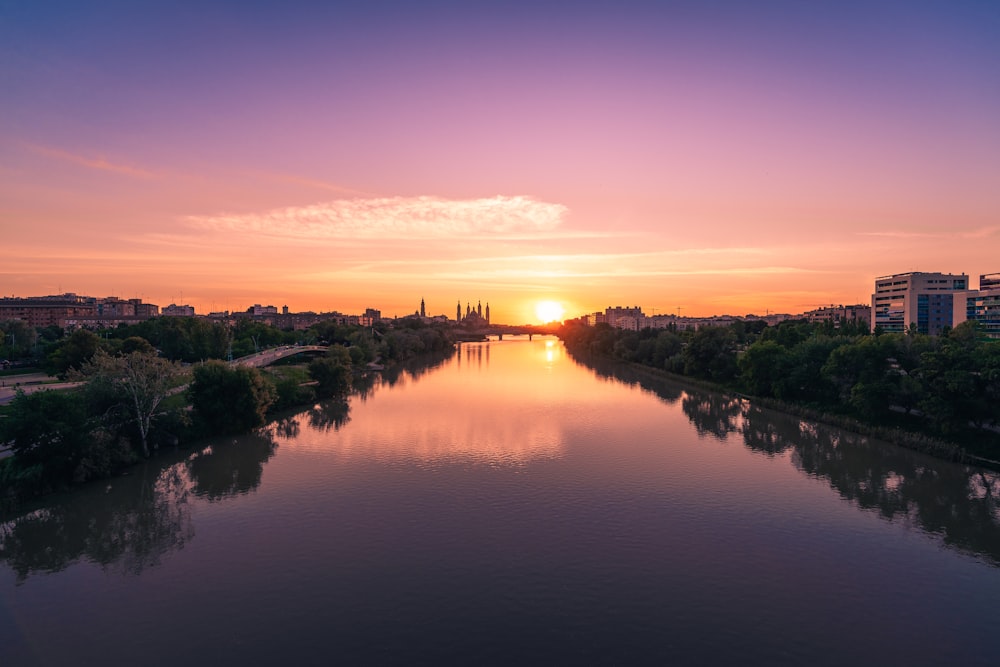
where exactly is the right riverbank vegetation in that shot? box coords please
[0,317,453,503]
[557,319,1000,465]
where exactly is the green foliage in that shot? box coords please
[188,361,277,435]
[2,390,88,473]
[0,389,133,491]
[120,317,228,362]
[270,375,315,411]
[559,318,1000,451]
[379,325,452,362]
[309,355,352,398]
[0,319,35,361]
[229,319,297,358]
[683,327,738,381]
[77,350,180,457]
[738,340,790,397]
[45,328,103,376]
[121,336,155,354]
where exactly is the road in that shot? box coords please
[0,373,84,405]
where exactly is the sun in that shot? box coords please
[534,300,565,324]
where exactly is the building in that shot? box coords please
[457,300,491,326]
[604,306,644,328]
[0,294,97,328]
[803,304,872,327]
[952,273,1000,339]
[871,272,968,334]
[130,299,160,318]
[0,293,160,329]
[162,304,196,317]
[97,296,135,317]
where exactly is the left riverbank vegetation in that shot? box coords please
[1,316,455,504]
[558,319,1000,463]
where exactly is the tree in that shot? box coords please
[309,346,352,398]
[738,340,790,397]
[188,361,276,435]
[121,336,155,355]
[0,319,34,360]
[46,328,103,376]
[78,350,179,457]
[0,389,90,487]
[683,326,738,381]
[773,337,845,404]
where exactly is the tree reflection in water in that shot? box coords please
[187,431,279,501]
[789,417,1000,566]
[0,459,194,583]
[573,355,1000,567]
[681,393,742,440]
[0,430,283,580]
[307,399,352,432]
[0,351,461,581]
[568,353,683,406]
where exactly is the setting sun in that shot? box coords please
[535,300,565,323]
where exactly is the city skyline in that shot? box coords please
[3,1,999,324]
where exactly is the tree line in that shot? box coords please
[1,317,454,500]
[558,319,1000,458]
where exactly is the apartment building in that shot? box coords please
[804,304,871,326]
[0,294,97,328]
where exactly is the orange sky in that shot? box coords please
[3,3,999,324]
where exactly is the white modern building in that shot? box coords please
[871,272,969,334]
[951,273,1000,339]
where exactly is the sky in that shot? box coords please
[2,0,999,324]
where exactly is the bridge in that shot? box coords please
[231,345,329,368]
[454,324,559,342]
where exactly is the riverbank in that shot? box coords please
[565,347,1000,470]
[0,347,459,509]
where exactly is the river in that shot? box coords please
[2,338,999,665]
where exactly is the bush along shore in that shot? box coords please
[1,318,455,507]
[558,319,1000,468]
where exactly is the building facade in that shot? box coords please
[803,304,871,327]
[951,273,1000,339]
[0,294,159,328]
[604,306,644,328]
[162,304,196,317]
[871,272,969,334]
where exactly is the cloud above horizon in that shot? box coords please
[27,144,157,179]
[857,225,999,240]
[187,195,570,240]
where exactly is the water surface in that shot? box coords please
[2,339,999,665]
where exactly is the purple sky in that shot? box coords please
[3,1,999,322]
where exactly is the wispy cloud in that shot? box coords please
[247,170,377,198]
[187,195,570,240]
[857,226,999,240]
[26,144,157,179]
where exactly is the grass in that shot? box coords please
[262,364,311,384]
